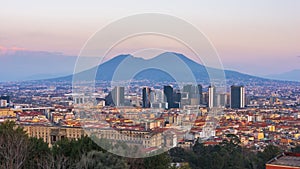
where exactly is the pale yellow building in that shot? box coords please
[22,125,85,146]
[86,127,163,149]
[0,108,17,117]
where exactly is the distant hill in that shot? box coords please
[1,51,298,84]
[0,51,76,81]
[54,52,278,84]
[266,69,300,82]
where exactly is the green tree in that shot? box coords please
[292,146,300,153]
[50,136,104,168]
[76,150,128,169]
[256,145,281,169]
[25,137,51,169]
[0,121,30,169]
[169,147,187,162]
[144,153,172,169]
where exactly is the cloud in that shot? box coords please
[0,45,26,56]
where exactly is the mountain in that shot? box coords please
[0,51,77,81]
[266,69,300,82]
[1,49,297,84]
[1,50,298,84]
[54,52,276,84]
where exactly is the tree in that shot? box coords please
[76,150,128,169]
[169,147,187,162]
[25,137,51,169]
[0,121,30,169]
[292,146,300,153]
[256,145,281,169]
[143,152,171,169]
[210,152,224,169]
[126,158,145,169]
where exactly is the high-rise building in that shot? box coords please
[0,95,10,108]
[202,92,209,106]
[0,95,9,103]
[208,85,217,108]
[0,100,8,108]
[182,84,202,106]
[142,87,151,108]
[230,85,245,109]
[174,90,181,103]
[173,90,181,108]
[164,85,173,109]
[149,89,168,109]
[111,86,125,107]
[183,85,192,97]
[181,85,191,107]
[218,93,227,107]
[150,89,164,103]
[197,84,203,105]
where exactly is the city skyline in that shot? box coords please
[1,1,300,168]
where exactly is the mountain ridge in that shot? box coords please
[266,69,300,82]
[53,52,288,84]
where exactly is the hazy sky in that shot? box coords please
[1,0,299,76]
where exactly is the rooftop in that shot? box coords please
[267,152,300,167]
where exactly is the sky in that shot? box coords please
[0,0,300,76]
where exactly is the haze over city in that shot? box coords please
[1,0,300,81]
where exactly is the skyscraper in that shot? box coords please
[208,85,217,108]
[142,87,151,108]
[230,85,245,109]
[150,89,167,109]
[182,84,202,106]
[164,85,173,109]
[218,93,229,108]
[182,84,192,106]
[150,89,164,103]
[183,85,192,96]
[173,90,181,108]
[197,84,203,105]
[0,95,9,103]
[0,95,10,108]
[111,86,125,107]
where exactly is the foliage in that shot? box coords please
[292,145,300,153]
[76,150,128,169]
[0,122,283,169]
[170,136,282,169]
[0,121,30,169]
[143,152,172,169]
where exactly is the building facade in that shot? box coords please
[231,85,245,109]
[142,87,151,108]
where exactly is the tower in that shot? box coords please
[142,87,151,108]
[164,85,174,109]
[230,85,245,109]
[197,84,203,105]
[182,84,202,106]
[173,90,181,108]
[111,86,124,107]
[208,85,217,108]
[0,95,9,107]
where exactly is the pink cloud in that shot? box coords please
[0,45,26,55]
